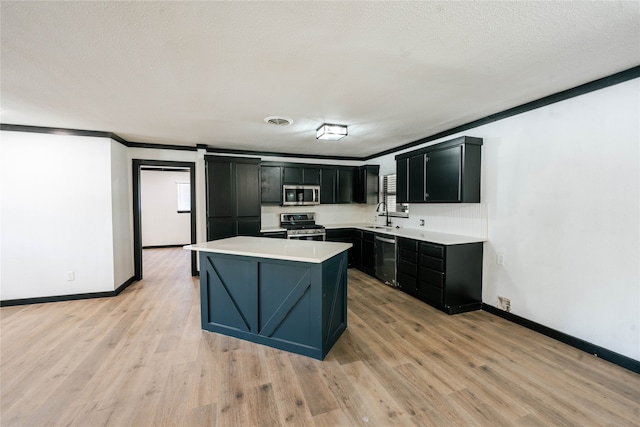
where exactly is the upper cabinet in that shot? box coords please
[283,166,320,185]
[396,136,482,203]
[261,165,282,204]
[320,168,337,204]
[354,165,380,204]
[262,162,379,205]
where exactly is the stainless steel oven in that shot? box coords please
[280,212,326,241]
[286,229,326,241]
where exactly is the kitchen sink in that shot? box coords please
[365,225,392,230]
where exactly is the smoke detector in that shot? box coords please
[264,116,293,126]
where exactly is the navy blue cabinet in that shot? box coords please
[199,249,348,360]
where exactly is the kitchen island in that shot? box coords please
[186,236,352,360]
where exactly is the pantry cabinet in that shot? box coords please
[205,156,261,240]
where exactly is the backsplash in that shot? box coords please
[378,203,488,238]
[263,202,488,238]
[261,204,378,228]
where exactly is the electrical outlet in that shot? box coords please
[66,271,75,281]
[419,219,425,226]
[498,296,511,312]
[496,250,505,265]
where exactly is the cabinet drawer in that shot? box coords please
[420,254,443,271]
[397,272,418,294]
[398,237,418,251]
[399,248,418,264]
[419,283,443,305]
[420,242,444,258]
[398,259,417,277]
[419,267,444,288]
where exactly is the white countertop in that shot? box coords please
[185,236,352,264]
[324,223,486,245]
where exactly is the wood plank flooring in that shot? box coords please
[2,248,639,426]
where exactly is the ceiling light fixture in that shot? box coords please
[316,123,348,141]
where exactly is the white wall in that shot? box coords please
[140,169,191,246]
[128,147,205,245]
[110,139,134,288]
[0,132,119,299]
[370,78,640,361]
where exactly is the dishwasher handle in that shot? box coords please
[375,236,396,244]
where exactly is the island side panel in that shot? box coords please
[320,251,348,357]
[200,253,258,332]
[198,250,347,360]
[258,261,321,353]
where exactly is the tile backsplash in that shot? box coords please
[261,204,378,228]
[387,203,488,238]
[262,202,488,238]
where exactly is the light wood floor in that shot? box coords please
[1,248,639,426]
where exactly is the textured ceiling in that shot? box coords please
[1,1,639,158]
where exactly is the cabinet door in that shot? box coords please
[351,231,362,268]
[364,165,380,204]
[326,228,353,266]
[262,231,286,239]
[283,167,302,184]
[355,165,380,204]
[337,168,354,203]
[206,156,261,241]
[261,165,282,204]
[207,218,235,240]
[207,161,233,218]
[425,145,462,202]
[302,167,320,185]
[408,153,425,202]
[354,167,364,203]
[320,168,337,204]
[361,232,375,275]
[396,159,408,203]
[236,162,261,217]
[237,219,261,236]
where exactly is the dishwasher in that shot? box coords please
[375,235,397,287]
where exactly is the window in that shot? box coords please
[176,181,190,213]
[381,174,408,217]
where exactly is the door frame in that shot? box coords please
[133,159,197,279]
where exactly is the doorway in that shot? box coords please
[133,159,197,279]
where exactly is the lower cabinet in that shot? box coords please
[331,229,483,315]
[351,231,362,268]
[361,231,376,276]
[326,228,354,266]
[399,237,483,314]
[396,238,419,296]
[262,231,286,239]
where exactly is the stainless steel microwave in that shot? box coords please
[282,185,320,206]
